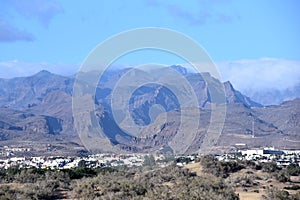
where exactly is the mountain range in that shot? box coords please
[0,66,299,156]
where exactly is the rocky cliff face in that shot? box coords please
[0,67,298,155]
[0,108,63,140]
[224,81,262,107]
[254,98,300,138]
[0,70,73,109]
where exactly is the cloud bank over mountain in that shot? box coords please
[218,58,300,91]
[0,58,299,105]
[217,58,300,105]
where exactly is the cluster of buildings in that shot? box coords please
[0,146,31,157]
[217,147,300,167]
[0,154,145,170]
[0,146,299,170]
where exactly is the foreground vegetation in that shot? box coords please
[200,156,300,200]
[0,156,299,199]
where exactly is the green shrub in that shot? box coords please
[262,187,300,200]
[262,162,278,173]
[284,185,300,190]
[286,163,300,176]
[274,171,290,183]
[201,155,244,178]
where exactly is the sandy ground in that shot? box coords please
[185,162,300,200]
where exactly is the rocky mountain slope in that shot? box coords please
[0,70,73,110]
[0,67,298,155]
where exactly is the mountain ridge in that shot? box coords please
[0,67,299,155]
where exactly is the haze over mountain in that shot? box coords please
[218,58,300,105]
[2,58,299,106]
[0,66,299,155]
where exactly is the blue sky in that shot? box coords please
[0,0,299,98]
[0,0,299,63]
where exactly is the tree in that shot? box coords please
[286,163,300,176]
[143,155,156,167]
[262,162,278,173]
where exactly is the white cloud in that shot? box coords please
[217,58,300,92]
[183,58,300,105]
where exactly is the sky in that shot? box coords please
[0,0,299,98]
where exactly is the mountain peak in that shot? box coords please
[170,65,187,75]
[34,70,52,77]
[224,81,235,90]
